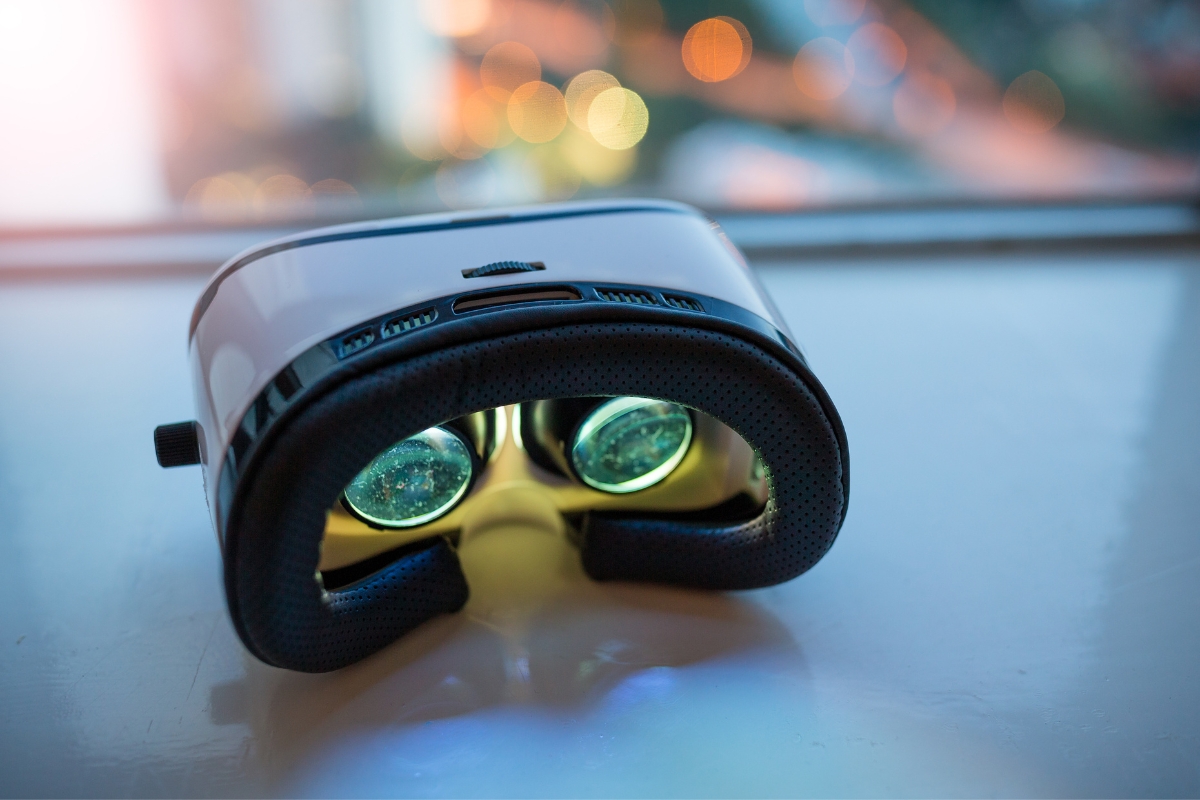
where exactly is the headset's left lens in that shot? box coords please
[342,426,473,528]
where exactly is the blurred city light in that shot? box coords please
[588,87,649,149]
[682,17,752,82]
[508,81,569,142]
[793,37,855,100]
[0,0,1195,226]
[846,22,907,87]
[1003,71,1067,134]
[565,69,622,129]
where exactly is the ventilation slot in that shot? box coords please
[596,288,658,306]
[382,308,437,338]
[336,328,375,359]
[663,294,704,312]
[453,286,581,313]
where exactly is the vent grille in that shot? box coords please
[382,308,437,338]
[596,288,658,306]
[336,328,375,359]
[663,294,704,312]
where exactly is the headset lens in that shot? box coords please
[571,397,693,493]
[343,426,473,527]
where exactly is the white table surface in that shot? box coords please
[0,247,1196,796]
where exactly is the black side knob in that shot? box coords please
[154,421,201,467]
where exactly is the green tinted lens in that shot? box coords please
[343,426,473,527]
[570,397,693,493]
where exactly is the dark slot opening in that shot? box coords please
[453,286,581,313]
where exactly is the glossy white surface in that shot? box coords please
[0,249,1197,796]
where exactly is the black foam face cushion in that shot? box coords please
[224,321,847,673]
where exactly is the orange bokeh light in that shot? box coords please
[793,37,855,100]
[462,88,516,149]
[892,72,957,135]
[682,17,752,83]
[846,23,907,86]
[507,80,568,143]
[481,41,542,101]
[1003,71,1065,134]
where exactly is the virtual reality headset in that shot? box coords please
[155,200,849,673]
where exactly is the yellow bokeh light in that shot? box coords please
[564,70,622,130]
[419,0,492,37]
[793,37,855,100]
[508,81,568,143]
[1003,71,1065,134]
[560,126,636,186]
[587,87,649,150]
[846,23,906,86]
[481,41,541,102]
[892,72,956,136]
[682,17,752,83]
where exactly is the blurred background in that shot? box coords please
[0,0,1197,228]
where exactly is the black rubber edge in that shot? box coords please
[218,285,849,672]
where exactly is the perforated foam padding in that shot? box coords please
[226,322,846,672]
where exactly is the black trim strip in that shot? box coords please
[189,204,690,339]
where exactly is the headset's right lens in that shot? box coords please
[342,426,473,528]
[571,397,693,493]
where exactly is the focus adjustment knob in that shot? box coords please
[154,421,201,468]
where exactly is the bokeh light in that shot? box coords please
[803,0,866,27]
[892,72,957,135]
[419,0,492,38]
[847,23,907,86]
[481,42,542,102]
[184,173,253,220]
[587,87,649,150]
[560,126,637,185]
[565,70,622,130]
[793,37,856,100]
[508,81,569,143]
[682,17,752,83]
[552,0,616,59]
[311,178,360,200]
[253,174,311,217]
[401,112,447,161]
[1003,71,1066,134]
[462,89,516,149]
